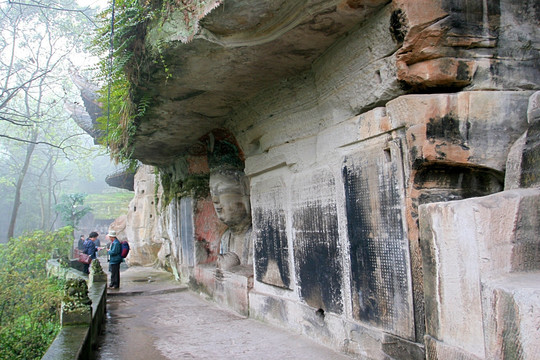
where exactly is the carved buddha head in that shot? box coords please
[209,168,251,229]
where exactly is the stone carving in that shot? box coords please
[343,140,414,339]
[90,258,105,276]
[88,259,107,288]
[209,168,253,270]
[61,278,92,325]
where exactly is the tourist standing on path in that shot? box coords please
[82,232,98,274]
[77,235,85,251]
[107,231,122,289]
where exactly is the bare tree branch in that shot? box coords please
[0,115,32,126]
[0,69,52,110]
[0,133,65,149]
[7,0,98,27]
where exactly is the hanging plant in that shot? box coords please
[90,0,223,166]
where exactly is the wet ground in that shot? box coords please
[93,264,353,360]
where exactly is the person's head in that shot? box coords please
[89,231,98,240]
[209,168,251,228]
[107,230,117,241]
[80,235,84,239]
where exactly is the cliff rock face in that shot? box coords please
[110,166,161,267]
[117,1,539,358]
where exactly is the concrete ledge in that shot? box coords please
[107,285,187,297]
[42,261,107,360]
[46,259,87,281]
[41,326,90,360]
[89,283,107,352]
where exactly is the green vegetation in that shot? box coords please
[0,227,73,360]
[92,0,220,166]
[92,0,166,167]
[55,193,92,233]
[86,192,133,219]
[161,172,210,208]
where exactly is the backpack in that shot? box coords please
[121,241,130,258]
[82,239,92,254]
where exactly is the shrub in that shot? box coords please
[0,227,72,360]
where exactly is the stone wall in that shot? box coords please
[420,188,540,360]
[111,165,162,267]
[119,1,539,359]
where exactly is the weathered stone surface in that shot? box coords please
[382,333,426,360]
[482,274,540,360]
[528,91,540,126]
[312,3,403,117]
[106,1,540,359]
[121,165,162,266]
[395,0,539,91]
[482,0,540,90]
[46,259,87,281]
[61,306,91,326]
[231,3,404,156]
[193,198,224,265]
[178,198,196,267]
[252,176,291,289]
[520,94,540,188]
[420,188,540,359]
[395,0,484,89]
[104,168,135,191]
[124,0,539,164]
[292,168,343,315]
[244,137,317,176]
[402,58,477,88]
[249,289,425,359]
[192,264,253,316]
[213,266,253,316]
[505,132,529,190]
[424,335,483,360]
[505,91,540,189]
[388,91,532,171]
[132,0,390,165]
[343,137,414,340]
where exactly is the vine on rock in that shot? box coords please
[91,0,223,167]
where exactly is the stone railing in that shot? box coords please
[42,258,107,360]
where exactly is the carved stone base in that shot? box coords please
[61,305,91,326]
[88,273,107,289]
[193,264,253,316]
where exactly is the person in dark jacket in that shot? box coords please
[77,235,85,251]
[107,230,122,289]
[82,232,98,274]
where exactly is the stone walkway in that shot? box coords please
[94,264,353,360]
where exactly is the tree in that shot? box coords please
[0,0,102,240]
[6,125,37,239]
[0,0,98,129]
[55,193,92,236]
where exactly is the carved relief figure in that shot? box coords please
[209,168,253,270]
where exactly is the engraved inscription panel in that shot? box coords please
[292,169,343,314]
[253,178,291,288]
[180,197,195,267]
[343,139,414,339]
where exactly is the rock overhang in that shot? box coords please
[129,0,391,166]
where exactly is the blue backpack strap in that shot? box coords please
[82,239,90,254]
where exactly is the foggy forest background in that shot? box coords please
[0,0,132,244]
